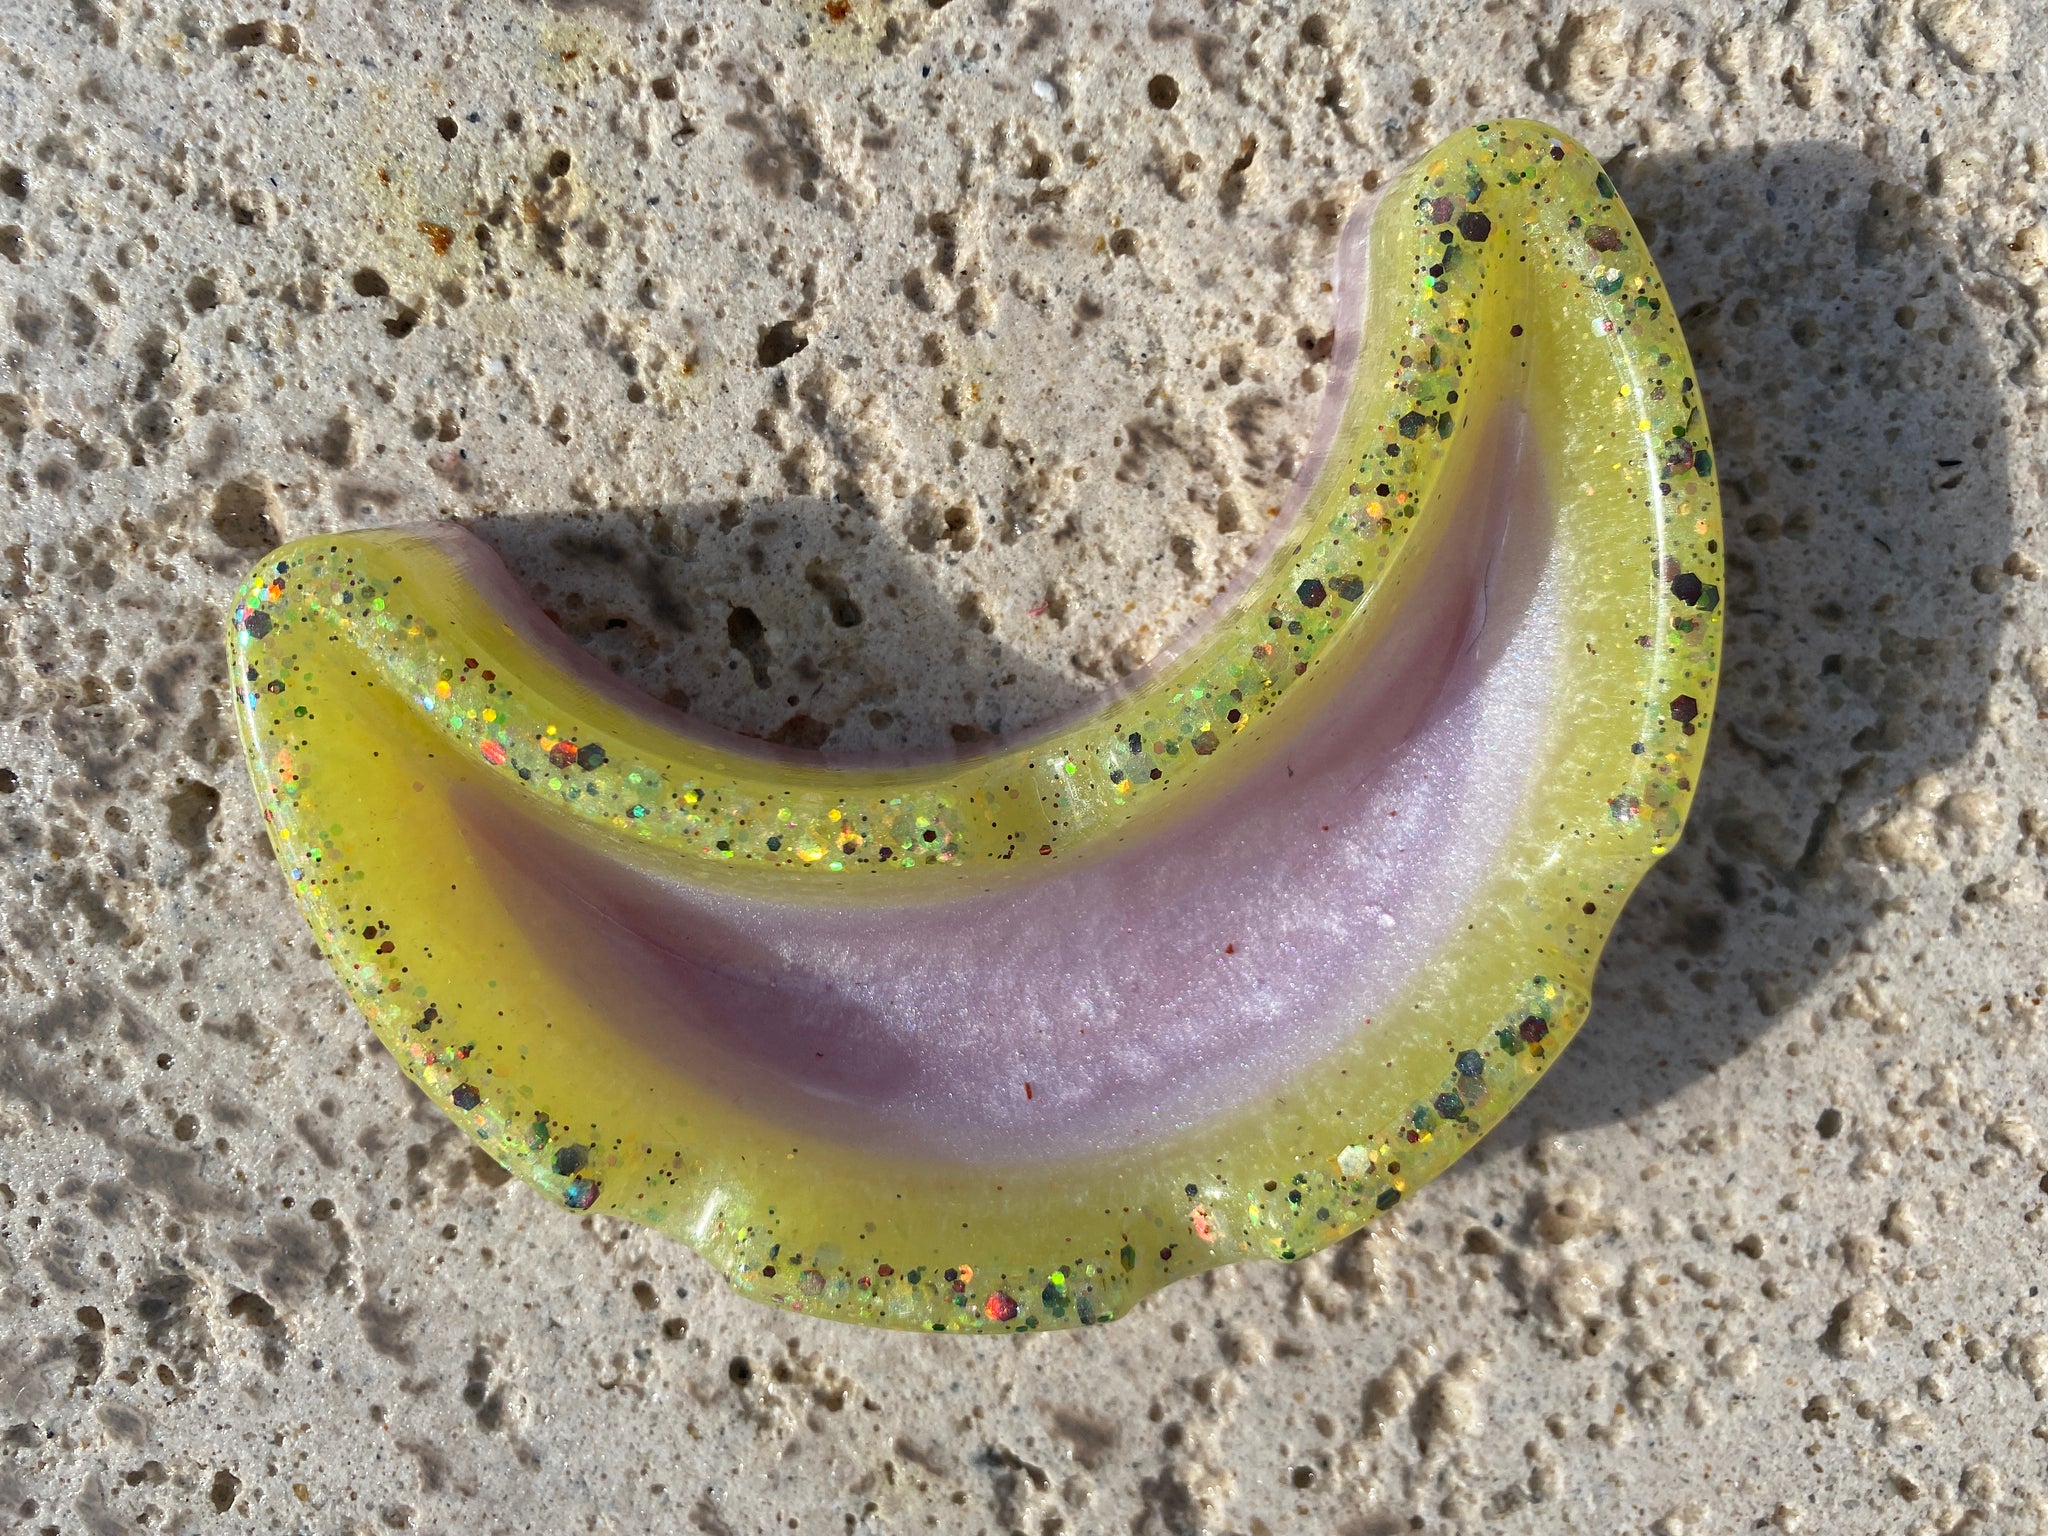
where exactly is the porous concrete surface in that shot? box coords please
[3,0,2048,1530]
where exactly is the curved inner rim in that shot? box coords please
[434,198,1388,770]
[455,409,1562,1163]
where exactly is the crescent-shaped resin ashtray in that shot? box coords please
[228,121,1721,1331]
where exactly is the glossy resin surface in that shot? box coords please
[229,120,1721,1331]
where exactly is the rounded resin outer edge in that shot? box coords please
[227,120,1721,1332]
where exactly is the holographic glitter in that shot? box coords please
[228,121,1721,1331]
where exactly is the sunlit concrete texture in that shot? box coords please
[4,1,2048,1531]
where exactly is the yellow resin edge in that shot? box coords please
[228,120,1721,1331]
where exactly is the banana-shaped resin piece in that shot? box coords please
[230,121,1720,1331]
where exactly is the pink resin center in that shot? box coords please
[461,412,1559,1162]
